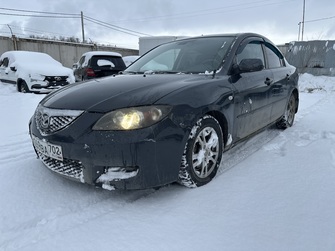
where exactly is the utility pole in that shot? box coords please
[301,0,306,41]
[81,11,85,43]
[7,24,17,50]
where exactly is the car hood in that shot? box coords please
[41,74,218,112]
[14,62,73,76]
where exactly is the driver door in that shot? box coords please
[231,39,273,140]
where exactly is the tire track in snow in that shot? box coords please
[295,92,332,122]
[260,92,335,157]
[218,92,334,175]
[0,134,35,165]
[218,127,281,175]
[0,188,157,251]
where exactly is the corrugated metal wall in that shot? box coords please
[279,40,335,76]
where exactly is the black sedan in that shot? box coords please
[29,33,299,190]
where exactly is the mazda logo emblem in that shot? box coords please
[41,113,50,129]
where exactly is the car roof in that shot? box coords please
[1,50,53,59]
[175,33,273,44]
[0,50,59,64]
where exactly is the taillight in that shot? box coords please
[86,68,95,77]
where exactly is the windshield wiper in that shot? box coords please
[143,70,181,75]
[122,71,140,74]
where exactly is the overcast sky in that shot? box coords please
[0,0,334,49]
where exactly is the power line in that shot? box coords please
[0,7,150,38]
[0,7,79,16]
[84,15,151,37]
[0,12,79,18]
[305,15,335,23]
[109,0,296,24]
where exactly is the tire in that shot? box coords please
[276,93,296,129]
[18,80,30,93]
[178,115,223,188]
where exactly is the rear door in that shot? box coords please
[263,42,293,121]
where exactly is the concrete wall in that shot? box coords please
[0,36,139,68]
[279,40,335,76]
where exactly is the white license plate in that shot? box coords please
[32,135,63,161]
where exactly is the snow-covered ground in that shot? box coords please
[0,73,335,251]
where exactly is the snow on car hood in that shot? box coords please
[41,74,216,112]
[13,62,73,77]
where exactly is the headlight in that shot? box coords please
[30,73,45,82]
[92,106,171,131]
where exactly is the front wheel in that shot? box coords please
[276,94,296,129]
[17,80,30,93]
[178,115,223,188]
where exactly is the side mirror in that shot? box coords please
[72,63,78,69]
[238,58,264,73]
[10,66,17,72]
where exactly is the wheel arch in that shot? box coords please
[206,110,228,147]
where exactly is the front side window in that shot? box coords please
[79,56,85,66]
[1,57,9,67]
[236,42,265,66]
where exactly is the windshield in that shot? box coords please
[126,36,235,74]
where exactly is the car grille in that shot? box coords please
[35,105,84,136]
[45,76,68,83]
[37,151,84,182]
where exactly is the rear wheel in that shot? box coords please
[178,115,223,188]
[276,94,296,129]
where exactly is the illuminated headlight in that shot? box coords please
[92,106,172,130]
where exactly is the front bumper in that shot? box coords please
[29,111,187,190]
[30,80,70,93]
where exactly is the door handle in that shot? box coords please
[264,78,273,86]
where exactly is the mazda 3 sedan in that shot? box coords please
[29,33,299,190]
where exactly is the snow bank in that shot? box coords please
[299,73,335,93]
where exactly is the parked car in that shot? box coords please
[29,33,299,190]
[73,51,126,81]
[0,51,75,93]
[122,55,140,67]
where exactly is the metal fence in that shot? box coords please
[278,40,335,76]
